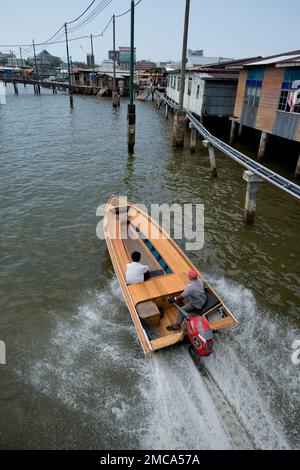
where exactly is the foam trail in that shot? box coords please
[141,350,234,450]
[204,277,299,449]
[22,278,299,449]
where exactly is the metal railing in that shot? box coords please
[155,91,300,202]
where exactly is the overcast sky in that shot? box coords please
[0,0,299,63]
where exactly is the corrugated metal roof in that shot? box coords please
[247,54,300,66]
[97,72,130,78]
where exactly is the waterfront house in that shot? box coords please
[96,71,130,96]
[166,58,259,119]
[231,50,300,159]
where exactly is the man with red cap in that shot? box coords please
[167,270,207,331]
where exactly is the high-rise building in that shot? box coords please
[119,47,136,71]
[136,60,156,72]
[87,54,95,67]
[108,50,120,63]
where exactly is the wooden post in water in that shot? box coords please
[229,119,236,145]
[243,170,263,224]
[157,94,161,108]
[295,154,300,178]
[238,123,243,138]
[127,0,136,153]
[189,122,197,153]
[202,140,217,177]
[258,131,269,160]
[173,0,190,148]
[164,103,169,119]
[64,23,74,108]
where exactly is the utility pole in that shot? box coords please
[173,0,190,148]
[64,23,74,108]
[19,47,24,68]
[127,0,135,152]
[90,34,96,90]
[112,14,119,107]
[32,39,39,79]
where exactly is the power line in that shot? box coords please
[0,0,112,47]
[0,0,143,48]
[66,0,97,25]
[68,0,113,33]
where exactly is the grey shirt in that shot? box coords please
[182,280,207,308]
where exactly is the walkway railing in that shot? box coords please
[155,91,300,203]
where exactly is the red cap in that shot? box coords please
[188,270,198,280]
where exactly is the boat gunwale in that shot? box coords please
[117,196,239,326]
[104,196,239,354]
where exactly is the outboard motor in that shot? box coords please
[168,300,214,357]
[186,315,213,357]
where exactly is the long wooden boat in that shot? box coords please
[104,196,238,355]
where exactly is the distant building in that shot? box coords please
[72,68,130,95]
[136,60,156,72]
[186,49,233,69]
[157,60,178,71]
[108,50,120,63]
[107,47,136,71]
[119,47,136,71]
[27,50,61,76]
[87,54,95,67]
[0,52,9,64]
[232,49,300,158]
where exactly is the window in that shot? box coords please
[177,77,180,91]
[187,77,192,96]
[278,82,300,114]
[244,79,262,107]
[196,84,200,99]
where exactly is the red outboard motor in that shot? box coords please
[186,315,213,357]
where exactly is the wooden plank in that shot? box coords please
[151,331,184,350]
[209,316,236,331]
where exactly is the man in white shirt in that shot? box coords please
[126,251,150,285]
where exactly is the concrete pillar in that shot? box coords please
[127,104,136,153]
[112,91,119,108]
[229,120,236,145]
[189,123,197,153]
[295,155,300,178]
[238,123,243,138]
[202,140,217,177]
[165,103,169,120]
[173,112,187,148]
[243,170,263,225]
[258,131,269,160]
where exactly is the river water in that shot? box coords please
[0,85,299,449]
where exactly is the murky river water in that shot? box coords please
[0,85,299,449]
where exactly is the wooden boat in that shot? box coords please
[104,196,238,355]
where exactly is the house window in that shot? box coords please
[278,82,300,114]
[187,77,192,96]
[196,84,200,99]
[177,77,180,91]
[244,80,262,107]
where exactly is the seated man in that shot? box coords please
[167,270,207,331]
[126,251,150,285]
